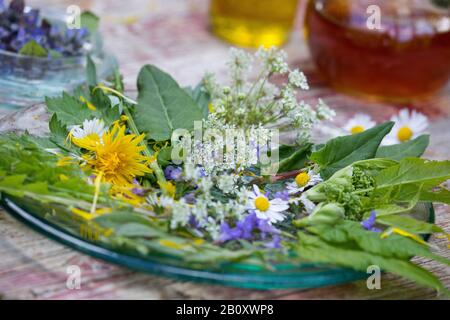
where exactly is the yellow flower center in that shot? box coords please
[295,172,310,187]
[350,125,365,135]
[397,126,413,142]
[255,196,270,212]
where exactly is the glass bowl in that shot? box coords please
[0,193,435,290]
[0,24,117,110]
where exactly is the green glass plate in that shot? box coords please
[0,194,434,290]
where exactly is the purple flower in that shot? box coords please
[0,0,91,57]
[219,211,280,244]
[361,211,382,233]
[131,178,146,196]
[275,190,290,201]
[264,235,281,249]
[164,165,182,181]
[188,215,200,229]
[131,187,146,197]
[183,192,196,204]
[219,222,243,242]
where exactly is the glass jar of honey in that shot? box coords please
[305,0,450,102]
[210,0,299,48]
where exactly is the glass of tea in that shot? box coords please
[210,0,299,48]
[305,0,450,102]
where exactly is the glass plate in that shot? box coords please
[0,194,434,290]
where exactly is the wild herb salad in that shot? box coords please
[0,47,449,293]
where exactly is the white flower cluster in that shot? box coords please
[148,164,252,240]
[203,47,335,143]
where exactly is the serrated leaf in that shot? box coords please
[297,231,449,294]
[135,65,203,141]
[311,122,394,179]
[376,135,429,161]
[46,92,93,127]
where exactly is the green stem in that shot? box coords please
[123,106,168,192]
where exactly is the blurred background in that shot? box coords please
[4,0,450,116]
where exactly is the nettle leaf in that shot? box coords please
[276,143,312,173]
[49,114,68,145]
[296,234,447,294]
[135,65,203,141]
[376,135,430,161]
[46,92,93,126]
[311,122,394,179]
[19,40,48,57]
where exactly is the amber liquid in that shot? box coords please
[210,0,299,48]
[305,0,450,102]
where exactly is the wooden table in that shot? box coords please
[0,0,449,299]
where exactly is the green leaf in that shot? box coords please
[80,11,99,34]
[185,83,210,118]
[377,215,443,234]
[297,234,447,294]
[90,88,121,125]
[135,65,203,141]
[276,143,312,173]
[46,92,93,127]
[157,146,173,167]
[376,158,450,192]
[49,114,68,145]
[19,40,48,57]
[86,55,97,87]
[311,122,394,179]
[115,223,165,238]
[376,135,430,161]
[419,188,450,205]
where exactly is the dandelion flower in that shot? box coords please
[343,114,376,135]
[248,185,289,224]
[383,109,428,145]
[73,123,152,186]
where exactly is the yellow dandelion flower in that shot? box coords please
[72,124,152,187]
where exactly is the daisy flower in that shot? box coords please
[70,118,106,139]
[383,109,429,145]
[248,185,289,224]
[343,114,376,135]
[286,170,322,195]
[69,118,107,149]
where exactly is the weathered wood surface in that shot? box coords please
[0,0,449,300]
